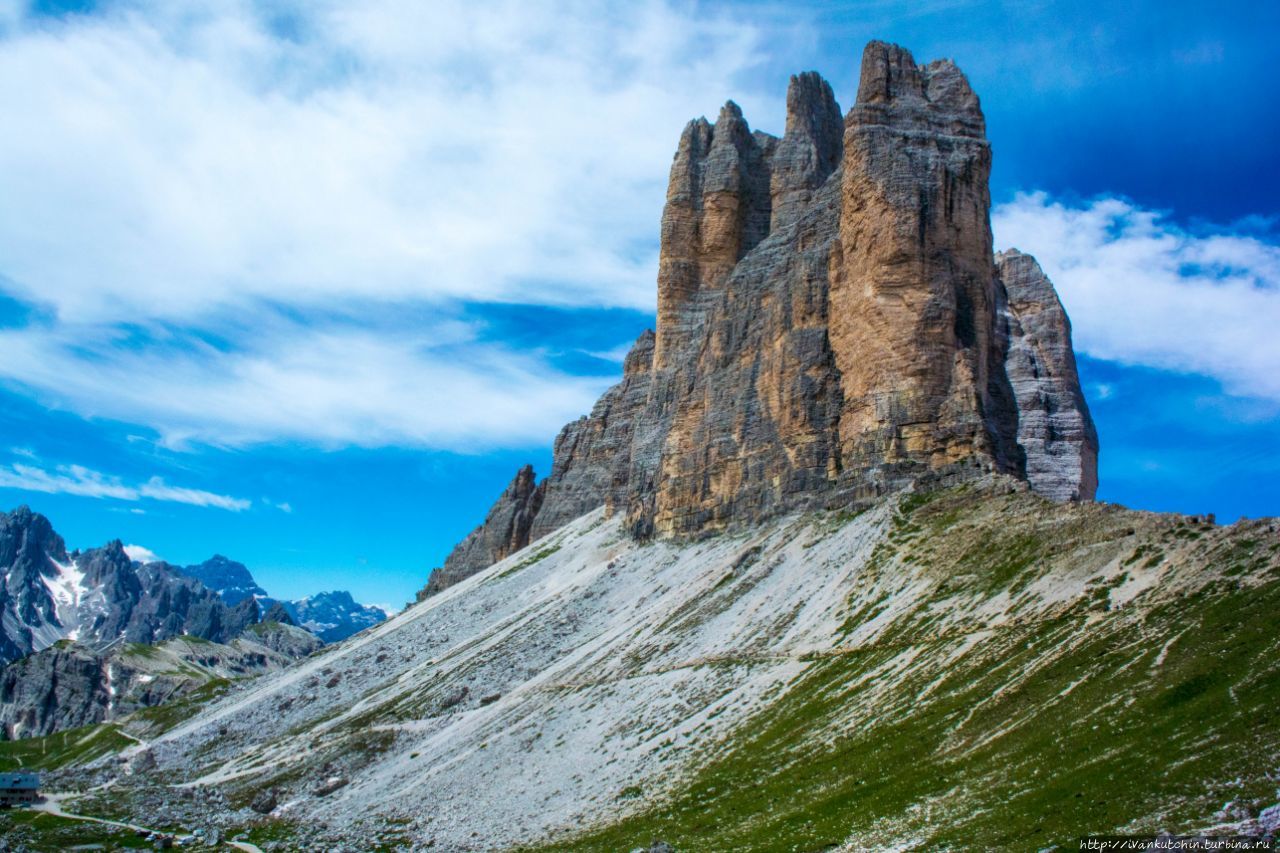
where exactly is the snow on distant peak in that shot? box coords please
[41,554,85,641]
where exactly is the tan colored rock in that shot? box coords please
[422,41,1100,594]
[830,41,1021,481]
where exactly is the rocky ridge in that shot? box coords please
[0,507,252,665]
[0,506,388,666]
[0,621,320,739]
[421,41,1099,595]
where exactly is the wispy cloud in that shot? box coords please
[0,317,614,449]
[0,1,791,452]
[993,193,1280,402]
[0,1,780,322]
[0,461,251,511]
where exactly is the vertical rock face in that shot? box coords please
[532,328,656,540]
[831,41,1021,482]
[655,103,773,368]
[997,250,1100,501]
[421,40,1099,595]
[770,71,843,230]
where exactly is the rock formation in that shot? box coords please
[180,554,269,606]
[996,249,1100,501]
[0,506,388,663]
[0,508,251,664]
[421,41,1098,595]
[0,623,321,738]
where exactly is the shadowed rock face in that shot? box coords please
[422,464,544,597]
[997,249,1100,501]
[421,41,1098,595]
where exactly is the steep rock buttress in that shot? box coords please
[421,41,1099,595]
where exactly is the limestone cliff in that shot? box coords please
[422,41,1098,594]
[997,249,1100,501]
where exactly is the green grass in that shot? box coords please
[0,809,153,849]
[128,677,233,735]
[489,543,564,583]
[533,497,1280,852]
[0,722,135,771]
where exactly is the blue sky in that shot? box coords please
[0,0,1276,608]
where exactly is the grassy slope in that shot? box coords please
[541,489,1280,852]
[0,809,153,849]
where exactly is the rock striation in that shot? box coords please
[421,41,1098,595]
[996,249,1099,501]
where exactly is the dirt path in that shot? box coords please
[31,793,264,852]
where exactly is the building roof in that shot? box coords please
[0,772,40,789]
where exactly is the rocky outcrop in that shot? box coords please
[832,41,1023,482]
[180,555,269,606]
[263,601,295,626]
[421,465,544,597]
[0,623,321,738]
[996,249,1099,501]
[422,41,1099,594]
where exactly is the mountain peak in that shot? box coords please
[417,38,1092,591]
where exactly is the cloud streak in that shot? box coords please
[0,0,781,322]
[122,543,161,562]
[0,315,614,449]
[0,461,251,511]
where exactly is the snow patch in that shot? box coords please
[41,554,86,640]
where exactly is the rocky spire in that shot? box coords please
[997,249,1100,501]
[831,40,1021,483]
[655,102,772,368]
[421,41,1101,595]
[770,71,843,230]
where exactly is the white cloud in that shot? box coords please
[0,1,782,322]
[123,543,161,563]
[0,461,251,510]
[0,317,613,449]
[0,1,793,452]
[993,192,1280,402]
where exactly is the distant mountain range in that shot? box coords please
[178,555,388,643]
[0,505,388,666]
